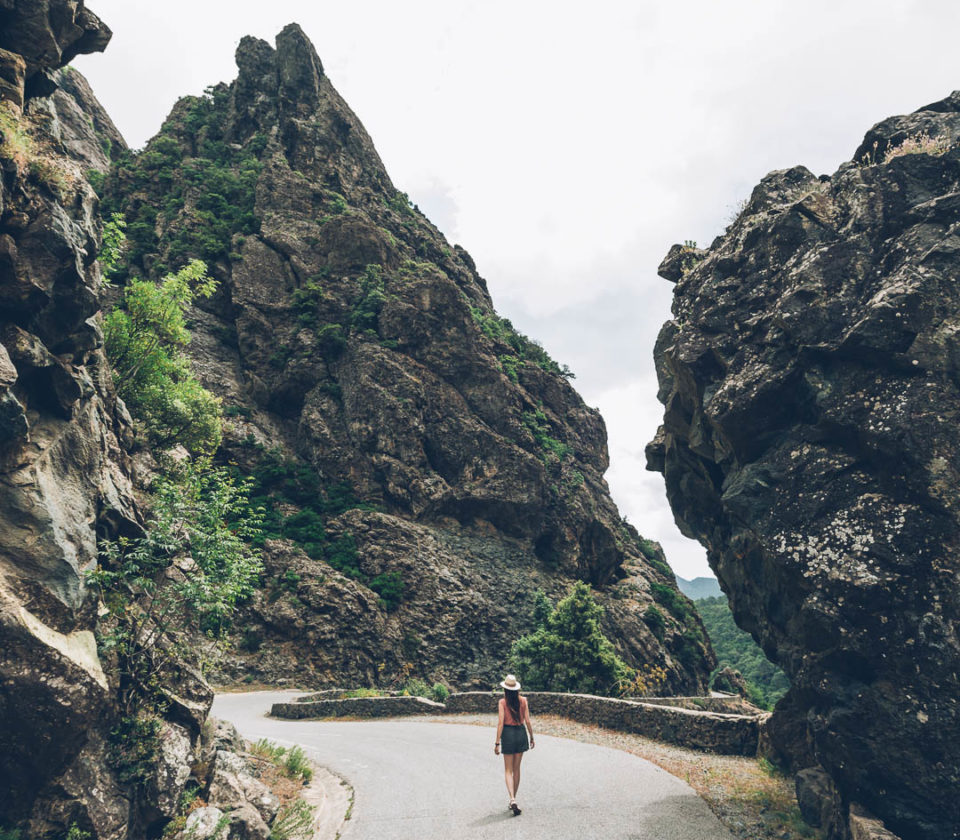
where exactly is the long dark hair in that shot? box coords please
[504,687,521,722]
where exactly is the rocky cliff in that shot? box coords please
[0,1,143,834]
[0,4,231,838]
[99,24,712,693]
[648,96,960,839]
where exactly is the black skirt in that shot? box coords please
[501,724,529,755]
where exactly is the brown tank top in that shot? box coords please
[500,696,527,726]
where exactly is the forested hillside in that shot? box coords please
[695,596,789,709]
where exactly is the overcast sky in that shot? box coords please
[77,0,960,578]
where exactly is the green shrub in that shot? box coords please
[650,582,690,620]
[250,738,287,762]
[325,533,361,579]
[107,714,162,787]
[431,683,450,703]
[531,589,553,628]
[509,582,632,695]
[351,264,385,334]
[469,306,573,379]
[521,409,572,462]
[402,678,431,698]
[369,571,404,611]
[315,324,347,358]
[643,605,667,639]
[283,745,313,783]
[92,459,263,713]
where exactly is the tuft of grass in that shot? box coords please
[884,132,953,162]
[250,739,312,783]
[251,738,287,762]
[344,687,386,698]
[0,103,33,167]
[270,800,315,840]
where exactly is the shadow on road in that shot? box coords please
[469,809,518,828]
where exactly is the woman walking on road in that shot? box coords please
[494,674,535,815]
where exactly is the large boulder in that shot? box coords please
[649,92,960,839]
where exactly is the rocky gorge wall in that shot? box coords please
[648,95,960,840]
[0,4,225,838]
[99,25,714,693]
[0,1,139,832]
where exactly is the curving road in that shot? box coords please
[212,691,734,840]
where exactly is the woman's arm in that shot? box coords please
[525,700,535,749]
[495,699,504,755]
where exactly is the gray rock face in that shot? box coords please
[0,4,142,831]
[649,93,960,839]
[106,25,713,693]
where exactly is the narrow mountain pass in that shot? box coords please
[212,691,735,840]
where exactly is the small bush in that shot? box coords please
[283,745,313,783]
[369,571,404,611]
[431,683,450,703]
[643,605,667,638]
[108,714,162,788]
[402,678,431,698]
[250,739,286,762]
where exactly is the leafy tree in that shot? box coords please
[509,582,632,695]
[104,258,222,454]
[99,212,126,281]
[91,458,263,715]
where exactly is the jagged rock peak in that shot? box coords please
[233,24,326,122]
[0,0,110,102]
[104,22,715,696]
[649,90,960,840]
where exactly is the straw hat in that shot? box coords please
[499,674,521,691]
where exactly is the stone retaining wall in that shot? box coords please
[272,695,446,719]
[443,692,762,755]
[273,690,763,755]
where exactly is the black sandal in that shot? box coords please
[510,802,521,815]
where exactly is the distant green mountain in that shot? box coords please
[694,596,790,709]
[675,575,722,600]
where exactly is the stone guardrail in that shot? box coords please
[272,690,764,756]
[273,695,447,719]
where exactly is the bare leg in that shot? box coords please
[512,753,524,797]
[502,754,515,803]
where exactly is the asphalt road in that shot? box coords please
[212,691,735,840]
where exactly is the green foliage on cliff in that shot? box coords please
[352,263,386,334]
[103,85,262,276]
[241,448,402,608]
[469,305,574,381]
[695,596,790,709]
[509,582,632,695]
[104,258,222,454]
[521,408,572,462]
[91,459,263,714]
